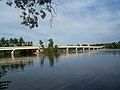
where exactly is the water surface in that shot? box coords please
[0,49,120,90]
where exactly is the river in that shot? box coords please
[0,49,120,90]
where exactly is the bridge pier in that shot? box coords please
[88,48,90,50]
[83,48,85,51]
[11,50,15,58]
[66,48,69,52]
[36,49,39,54]
[76,48,78,51]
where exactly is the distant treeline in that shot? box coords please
[90,41,120,49]
[0,38,59,58]
[105,42,120,49]
[0,37,33,47]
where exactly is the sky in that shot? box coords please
[0,0,120,45]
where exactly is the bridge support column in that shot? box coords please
[36,49,39,54]
[66,48,69,52]
[76,48,78,51]
[11,50,15,58]
[89,48,90,50]
[83,48,85,51]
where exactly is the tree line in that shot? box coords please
[39,38,59,54]
[104,41,120,49]
[90,41,120,49]
[0,37,33,47]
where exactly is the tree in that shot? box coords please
[0,37,10,46]
[53,45,59,53]
[30,41,33,46]
[27,41,31,46]
[48,38,53,48]
[5,39,9,46]
[19,37,25,46]
[39,40,43,46]
[9,38,14,46]
[0,37,5,46]
[0,0,56,29]
[13,38,18,46]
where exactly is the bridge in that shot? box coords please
[0,45,104,57]
[58,45,104,52]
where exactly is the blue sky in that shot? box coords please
[0,0,120,45]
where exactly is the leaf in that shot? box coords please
[46,5,51,13]
[40,10,46,19]
[6,1,12,7]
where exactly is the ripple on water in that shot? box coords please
[0,49,120,90]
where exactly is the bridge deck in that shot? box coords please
[0,46,104,51]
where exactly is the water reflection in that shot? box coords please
[38,54,60,67]
[0,54,61,89]
[0,57,34,90]
[0,50,120,90]
[92,49,120,56]
[104,49,120,55]
[0,65,11,89]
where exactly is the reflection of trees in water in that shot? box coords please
[40,55,45,67]
[0,59,33,89]
[0,81,11,89]
[105,50,120,55]
[95,49,120,55]
[10,60,33,71]
[48,54,54,67]
[40,54,60,67]
[0,66,11,89]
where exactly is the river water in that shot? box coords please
[0,49,120,90]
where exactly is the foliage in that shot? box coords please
[42,38,59,54]
[53,45,59,53]
[0,0,56,29]
[19,37,25,45]
[48,38,53,48]
[90,41,120,49]
[0,37,33,47]
[105,42,120,49]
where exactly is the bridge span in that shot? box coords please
[58,45,104,52]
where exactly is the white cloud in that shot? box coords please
[60,0,98,13]
[0,0,120,44]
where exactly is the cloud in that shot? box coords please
[0,0,120,44]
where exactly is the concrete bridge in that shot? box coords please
[0,45,104,57]
[0,46,41,58]
[58,45,104,52]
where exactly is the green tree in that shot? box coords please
[9,38,14,46]
[19,37,25,46]
[0,37,6,46]
[53,45,59,53]
[25,41,33,46]
[39,40,43,47]
[0,0,56,29]
[48,38,54,48]
[27,41,31,46]
[5,39,9,46]
[30,41,33,46]
[13,38,18,46]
